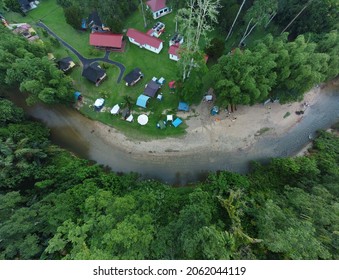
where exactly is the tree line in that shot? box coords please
[1,99,338,260]
[174,0,338,105]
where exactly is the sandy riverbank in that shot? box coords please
[91,85,324,158]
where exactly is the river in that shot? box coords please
[6,86,339,185]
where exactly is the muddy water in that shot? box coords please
[6,87,339,185]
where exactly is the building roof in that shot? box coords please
[136,94,150,108]
[168,44,180,56]
[82,62,106,83]
[88,11,102,27]
[57,57,74,71]
[146,0,167,12]
[89,32,123,48]
[144,80,161,98]
[178,102,189,112]
[124,68,143,85]
[172,118,183,127]
[126,28,163,49]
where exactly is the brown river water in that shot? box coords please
[5,87,339,185]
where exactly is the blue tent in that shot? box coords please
[172,118,183,127]
[178,102,189,112]
[136,94,150,108]
[74,91,82,101]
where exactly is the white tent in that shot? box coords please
[110,104,120,114]
[94,98,105,107]
[126,114,134,122]
[137,114,148,125]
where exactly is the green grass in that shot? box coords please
[2,1,197,138]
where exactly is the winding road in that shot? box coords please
[36,22,126,83]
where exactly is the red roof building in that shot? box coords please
[126,28,163,54]
[147,0,167,12]
[146,0,171,19]
[89,32,123,49]
[168,44,180,61]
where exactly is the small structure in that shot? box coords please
[94,98,105,110]
[88,11,103,32]
[82,62,106,86]
[18,0,38,13]
[168,44,180,61]
[12,23,39,41]
[126,114,134,122]
[166,115,173,122]
[157,120,166,129]
[169,33,184,46]
[74,91,82,102]
[147,22,165,38]
[47,53,55,61]
[124,68,143,86]
[89,32,123,49]
[157,77,165,85]
[57,57,75,72]
[121,108,131,120]
[136,94,150,108]
[178,102,189,112]
[172,118,183,128]
[126,28,163,54]
[146,0,172,19]
[137,114,149,125]
[210,106,219,115]
[110,104,120,115]
[144,80,161,98]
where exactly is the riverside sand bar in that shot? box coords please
[8,82,339,185]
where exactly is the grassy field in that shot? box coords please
[3,0,187,137]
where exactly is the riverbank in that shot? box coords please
[6,81,339,185]
[91,83,325,159]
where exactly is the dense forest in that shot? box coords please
[0,0,338,260]
[0,99,338,260]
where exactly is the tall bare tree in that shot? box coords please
[225,0,247,41]
[177,0,220,80]
[280,0,313,35]
[239,0,278,46]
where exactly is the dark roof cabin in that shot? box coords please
[18,0,36,13]
[82,62,106,86]
[124,68,144,86]
[57,57,75,72]
[88,11,102,31]
[144,80,161,98]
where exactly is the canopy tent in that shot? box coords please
[126,114,134,122]
[178,102,189,112]
[157,77,165,85]
[211,106,219,115]
[136,94,150,108]
[74,91,82,101]
[172,118,182,127]
[137,114,149,125]
[166,114,173,122]
[110,104,120,114]
[144,80,161,97]
[157,120,166,129]
[203,95,213,101]
[94,98,105,108]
